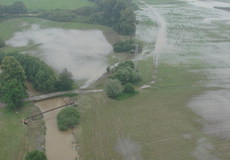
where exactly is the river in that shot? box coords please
[36,98,79,160]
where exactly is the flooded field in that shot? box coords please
[136,0,230,159]
[6,24,113,88]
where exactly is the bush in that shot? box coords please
[24,150,47,160]
[113,40,143,53]
[105,79,123,98]
[124,83,135,93]
[57,107,80,131]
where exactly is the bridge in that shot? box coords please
[0,89,103,108]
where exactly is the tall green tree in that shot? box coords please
[0,56,26,83]
[118,7,136,35]
[56,68,74,91]
[0,79,27,110]
[105,79,123,98]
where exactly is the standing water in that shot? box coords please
[136,0,230,159]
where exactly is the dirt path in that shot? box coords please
[139,2,167,89]
[36,98,79,160]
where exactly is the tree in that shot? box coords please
[24,150,47,160]
[34,68,57,92]
[105,79,123,98]
[57,107,80,131]
[56,68,74,91]
[124,83,135,93]
[0,79,27,110]
[9,1,27,14]
[118,7,136,35]
[0,39,5,48]
[0,56,26,83]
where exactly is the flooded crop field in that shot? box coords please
[0,0,230,159]
[136,0,230,159]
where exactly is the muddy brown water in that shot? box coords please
[36,98,78,160]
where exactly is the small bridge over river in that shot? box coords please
[0,89,103,108]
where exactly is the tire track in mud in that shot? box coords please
[138,2,167,87]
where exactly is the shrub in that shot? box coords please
[113,40,143,53]
[57,107,80,131]
[105,79,123,98]
[124,83,135,93]
[24,150,47,160]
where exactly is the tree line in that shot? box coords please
[0,1,27,17]
[0,52,74,109]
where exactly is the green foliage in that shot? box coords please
[91,0,136,35]
[0,56,26,83]
[38,10,77,22]
[118,7,136,35]
[111,61,141,85]
[57,107,80,131]
[0,2,27,17]
[59,93,78,97]
[105,79,123,98]
[124,83,135,93]
[0,39,5,48]
[56,68,74,91]
[24,150,47,160]
[113,40,143,53]
[0,79,27,110]
[0,52,58,93]
[0,56,27,109]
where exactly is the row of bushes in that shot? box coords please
[113,40,143,53]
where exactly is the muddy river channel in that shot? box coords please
[36,98,79,160]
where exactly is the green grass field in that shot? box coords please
[0,103,45,160]
[0,0,94,10]
[76,63,215,160]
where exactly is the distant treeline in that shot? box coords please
[38,0,137,35]
[0,52,74,93]
[0,1,27,17]
[0,0,137,35]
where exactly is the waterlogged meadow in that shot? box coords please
[135,0,230,159]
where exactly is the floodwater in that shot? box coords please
[136,0,230,159]
[6,25,113,88]
[36,98,79,160]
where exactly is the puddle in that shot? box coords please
[36,98,78,160]
[115,137,143,160]
[6,25,113,88]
